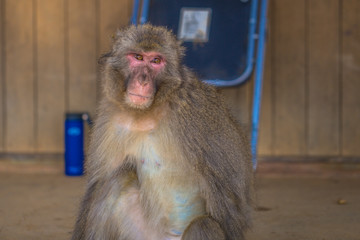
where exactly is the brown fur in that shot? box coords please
[71,24,253,240]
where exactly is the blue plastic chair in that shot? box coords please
[131,0,268,168]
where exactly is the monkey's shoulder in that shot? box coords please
[172,82,237,128]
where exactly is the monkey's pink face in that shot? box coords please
[125,52,166,109]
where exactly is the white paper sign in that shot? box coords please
[178,8,212,42]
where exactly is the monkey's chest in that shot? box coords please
[136,146,205,236]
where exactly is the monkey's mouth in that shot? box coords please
[127,92,153,106]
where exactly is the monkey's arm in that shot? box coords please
[173,84,253,240]
[71,162,137,240]
[186,140,252,240]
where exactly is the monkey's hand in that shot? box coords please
[181,216,225,240]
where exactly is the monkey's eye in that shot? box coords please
[152,58,161,64]
[134,54,143,61]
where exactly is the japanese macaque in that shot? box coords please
[71,24,253,240]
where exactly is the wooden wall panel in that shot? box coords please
[98,0,132,54]
[0,0,4,151]
[307,0,340,155]
[0,0,359,159]
[36,0,65,152]
[96,0,132,101]
[5,0,35,152]
[272,0,306,155]
[342,0,360,156]
[221,83,252,131]
[258,1,273,156]
[68,0,97,116]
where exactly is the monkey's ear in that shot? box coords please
[98,51,113,65]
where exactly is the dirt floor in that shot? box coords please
[0,160,359,240]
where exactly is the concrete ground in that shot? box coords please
[0,160,359,240]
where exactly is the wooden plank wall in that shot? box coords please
[0,0,132,154]
[223,0,360,158]
[0,0,3,151]
[37,0,65,152]
[266,0,359,158]
[0,0,359,159]
[342,0,360,156]
[5,0,35,153]
[308,0,340,156]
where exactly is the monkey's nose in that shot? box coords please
[139,74,149,86]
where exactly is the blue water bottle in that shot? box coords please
[65,113,87,176]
